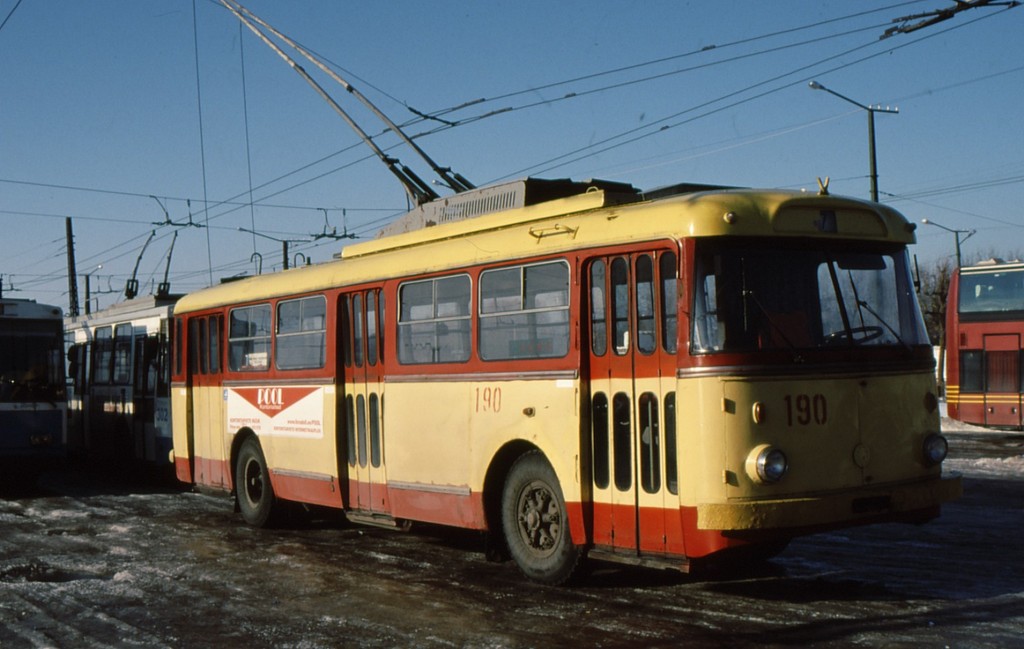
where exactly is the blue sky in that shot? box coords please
[2,1,1022,311]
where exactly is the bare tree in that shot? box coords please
[916,257,953,395]
[917,257,953,345]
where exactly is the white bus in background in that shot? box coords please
[65,294,180,465]
[0,297,66,474]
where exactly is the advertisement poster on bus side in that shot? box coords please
[226,386,325,439]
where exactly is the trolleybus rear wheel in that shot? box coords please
[235,436,278,528]
[501,450,583,584]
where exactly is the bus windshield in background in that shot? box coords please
[958,267,1024,315]
[0,320,64,402]
[691,242,929,353]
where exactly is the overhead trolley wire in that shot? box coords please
[414,1,927,124]
[0,0,25,34]
[192,0,215,285]
[11,2,1012,299]
[493,3,1017,181]
[188,2,927,218]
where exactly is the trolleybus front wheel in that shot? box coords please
[501,450,583,585]
[235,436,279,528]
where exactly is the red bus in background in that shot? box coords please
[946,260,1024,429]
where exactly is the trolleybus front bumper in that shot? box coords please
[696,474,963,531]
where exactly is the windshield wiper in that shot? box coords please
[856,299,911,351]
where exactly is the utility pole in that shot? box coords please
[66,217,80,317]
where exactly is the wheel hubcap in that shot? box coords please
[244,458,263,505]
[516,480,561,556]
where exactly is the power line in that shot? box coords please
[9,2,1019,303]
[493,3,1016,181]
[193,0,214,284]
[420,1,926,121]
[0,178,395,213]
[892,173,1024,200]
[0,0,24,33]
[2,4,916,238]
[177,1,929,221]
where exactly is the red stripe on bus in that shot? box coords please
[273,472,344,509]
[387,484,486,530]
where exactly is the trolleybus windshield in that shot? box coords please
[0,319,64,402]
[691,242,928,353]
[958,266,1024,316]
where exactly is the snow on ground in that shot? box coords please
[941,415,1024,480]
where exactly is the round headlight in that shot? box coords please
[756,447,788,483]
[923,433,948,466]
[758,448,788,482]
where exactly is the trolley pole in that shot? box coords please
[809,81,899,202]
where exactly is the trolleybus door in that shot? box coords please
[189,315,227,487]
[983,333,1022,427]
[90,324,133,460]
[133,333,157,462]
[586,251,681,556]
[340,290,389,514]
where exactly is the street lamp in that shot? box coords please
[921,219,975,268]
[809,81,899,202]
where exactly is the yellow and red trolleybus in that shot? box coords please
[171,178,961,583]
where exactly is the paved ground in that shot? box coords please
[0,425,1021,648]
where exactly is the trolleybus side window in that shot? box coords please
[187,318,199,375]
[636,256,656,355]
[366,291,378,367]
[94,326,113,384]
[208,316,221,374]
[229,304,272,371]
[479,260,569,360]
[174,318,183,377]
[638,391,660,493]
[198,318,209,374]
[340,296,353,368]
[134,334,149,392]
[590,261,607,356]
[113,324,133,385]
[659,251,678,354]
[187,316,218,375]
[369,392,381,467]
[592,393,610,489]
[612,392,631,490]
[276,295,326,370]
[664,393,678,494]
[346,393,356,468]
[398,275,471,364]
[356,394,367,467]
[611,258,630,355]
[353,293,364,368]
